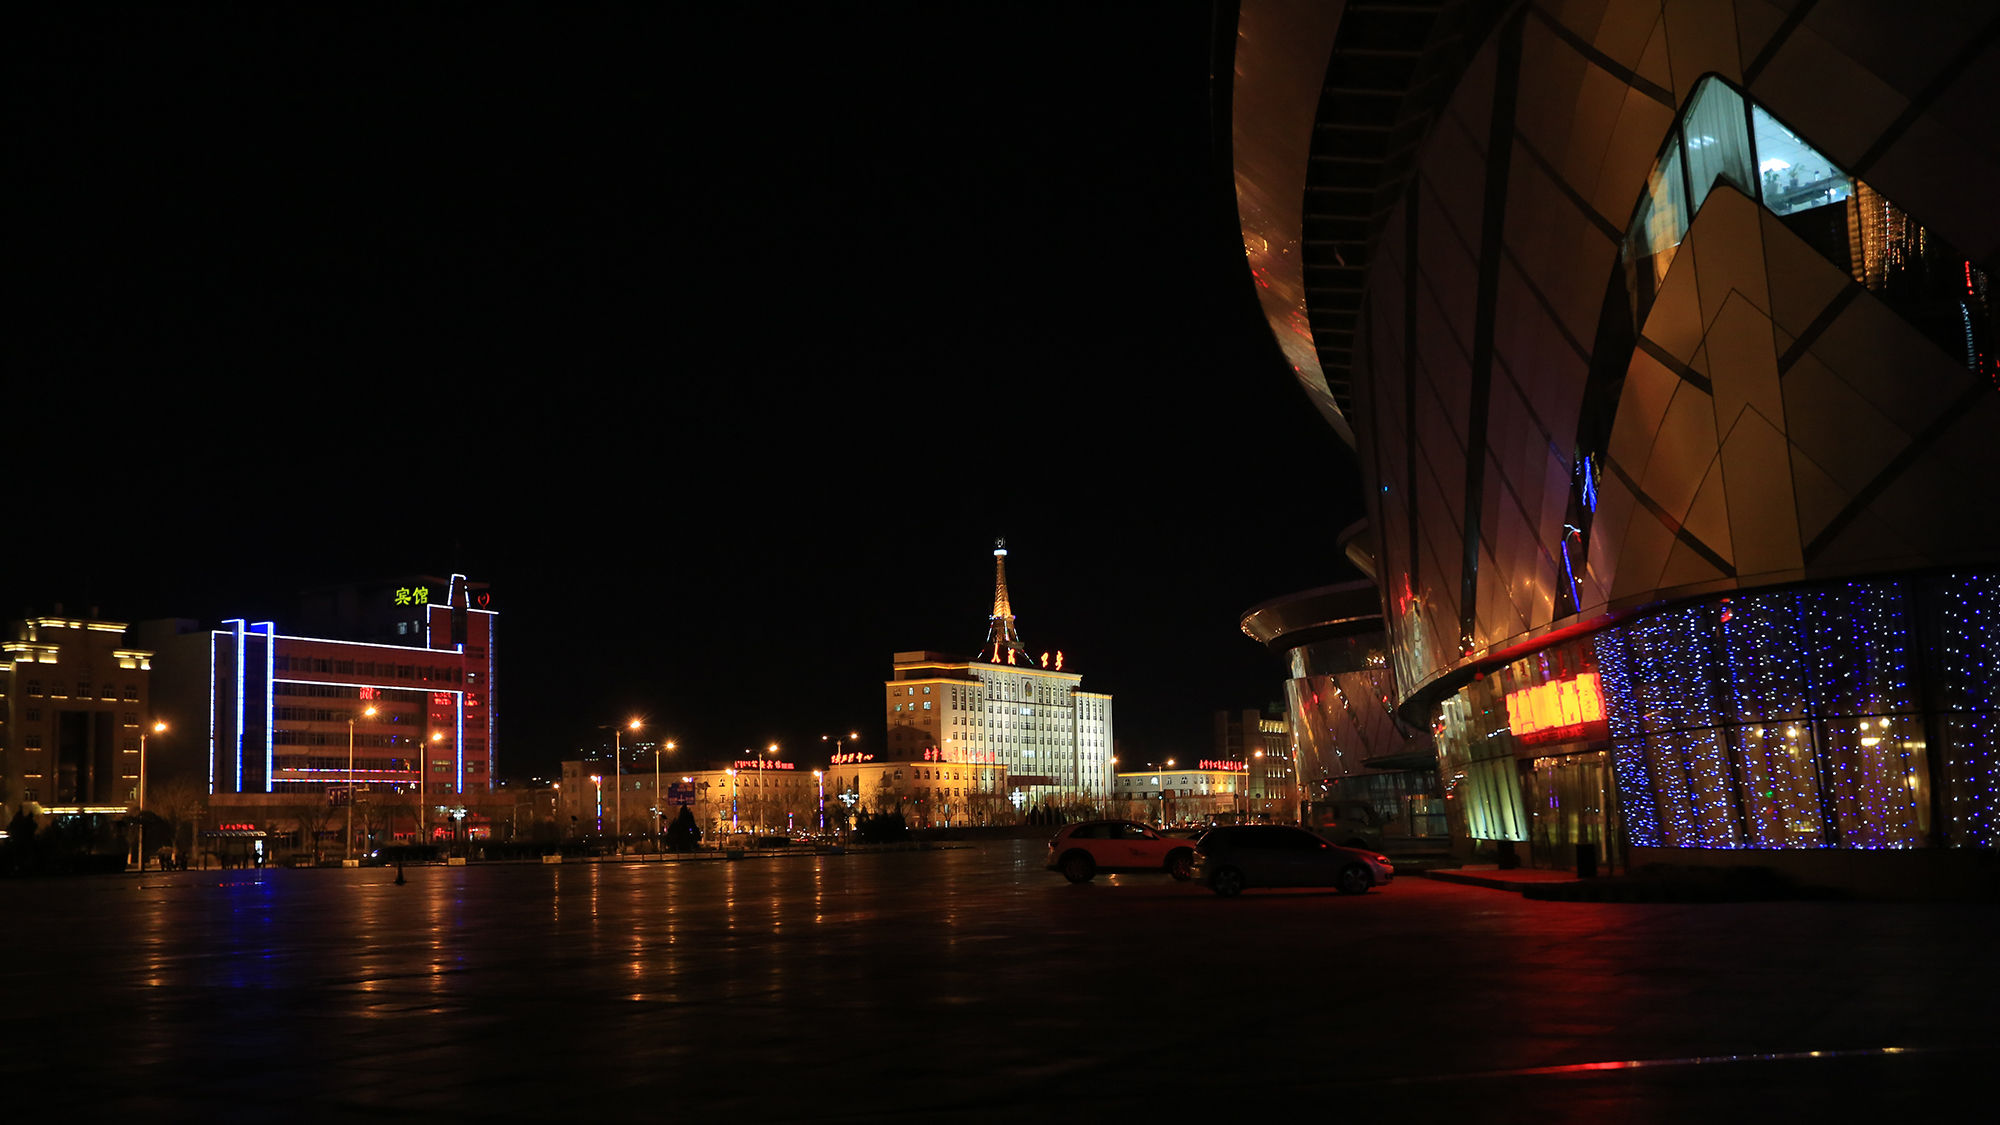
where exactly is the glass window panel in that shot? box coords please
[1937,712,1998,848]
[1732,723,1824,847]
[1648,727,1743,847]
[1610,739,1661,846]
[1823,715,1928,848]
[1626,143,1689,313]
[1460,754,1526,842]
[1807,583,1916,717]
[1720,591,1814,724]
[1682,78,1755,211]
[1752,104,1852,216]
[1622,604,1722,737]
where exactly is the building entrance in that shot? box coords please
[1522,750,1622,874]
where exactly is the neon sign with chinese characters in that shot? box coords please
[1504,672,1608,746]
[1198,759,1247,772]
[828,751,875,765]
[731,760,795,771]
[923,747,998,764]
[394,586,433,607]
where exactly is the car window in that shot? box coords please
[1115,824,1156,841]
[1071,824,1109,840]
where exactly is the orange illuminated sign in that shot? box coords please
[1504,672,1608,746]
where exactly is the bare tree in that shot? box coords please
[147,777,207,867]
[287,799,341,865]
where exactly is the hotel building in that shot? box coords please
[141,574,496,837]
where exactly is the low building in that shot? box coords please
[1112,762,1250,825]
[559,756,827,841]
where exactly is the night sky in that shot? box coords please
[13,4,1365,775]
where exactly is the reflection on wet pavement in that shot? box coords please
[2,841,1993,1118]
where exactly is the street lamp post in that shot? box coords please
[346,705,377,861]
[421,730,442,846]
[136,719,166,869]
[819,732,857,833]
[653,739,677,842]
[610,718,641,854]
[726,768,739,834]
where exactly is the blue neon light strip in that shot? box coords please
[207,633,219,795]
[456,694,465,794]
[226,619,245,791]
[256,622,275,792]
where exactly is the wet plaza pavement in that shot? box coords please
[3,841,1994,1120]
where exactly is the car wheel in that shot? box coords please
[1166,849,1193,882]
[1336,863,1372,895]
[1211,866,1245,897]
[1061,852,1095,883]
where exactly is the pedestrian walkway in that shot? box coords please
[1422,865,1583,893]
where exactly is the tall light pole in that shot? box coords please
[654,739,676,840]
[136,720,166,869]
[726,768,739,834]
[139,720,166,812]
[422,730,442,845]
[813,770,824,831]
[609,718,641,853]
[346,705,377,861]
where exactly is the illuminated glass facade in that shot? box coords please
[1235,0,1999,885]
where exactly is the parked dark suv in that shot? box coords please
[1191,825,1394,897]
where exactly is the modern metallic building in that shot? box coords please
[1234,0,1997,890]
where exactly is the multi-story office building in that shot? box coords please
[1233,0,1998,891]
[1212,706,1298,817]
[883,543,1114,812]
[0,612,155,820]
[140,574,495,841]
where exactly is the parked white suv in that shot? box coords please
[1046,820,1197,883]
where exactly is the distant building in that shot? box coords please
[879,542,1114,815]
[1112,762,1249,825]
[1212,706,1298,818]
[0,611,154,821]
[559,755,826,840]
[137,574,496,852]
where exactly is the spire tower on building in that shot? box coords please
[978,539,1030,665]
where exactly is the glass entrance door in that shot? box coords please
[1522,750,1622,873]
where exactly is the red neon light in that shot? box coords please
[1198,759,1247,772]
[731,760,795,770]
[1504,672,1608,746]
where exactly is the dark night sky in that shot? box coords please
[12,4,1365,775]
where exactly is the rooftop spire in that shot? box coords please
[979,539,1029,665]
